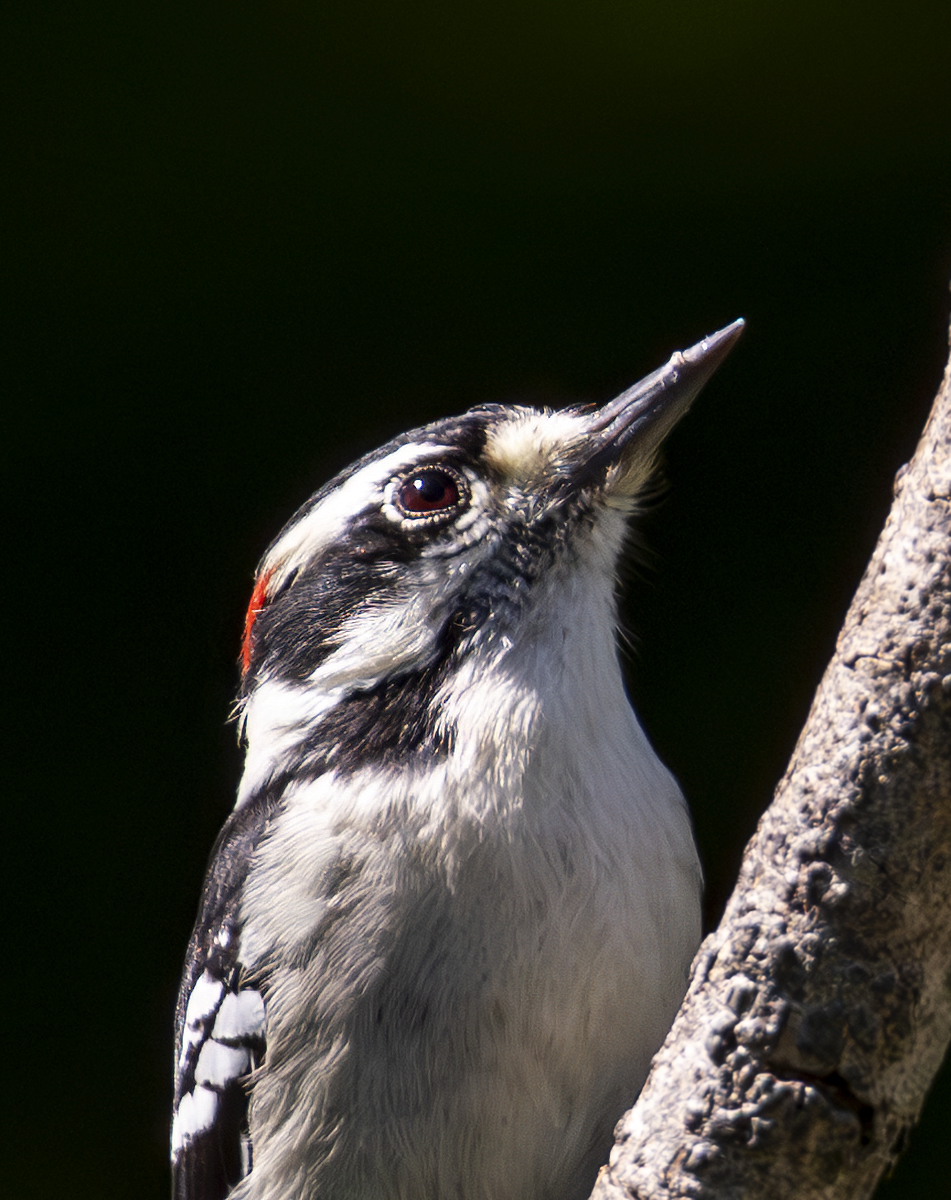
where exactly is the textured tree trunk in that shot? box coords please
[593,317,951,1200]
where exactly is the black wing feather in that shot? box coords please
[172,791,279,1200]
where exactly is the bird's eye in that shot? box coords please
[395,467,465,517]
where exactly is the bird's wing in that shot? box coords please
[172,793,277,1200]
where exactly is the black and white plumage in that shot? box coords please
[172,321,743,1200]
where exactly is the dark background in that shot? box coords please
[5,2,951,1196]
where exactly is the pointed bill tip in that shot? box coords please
[589,317,746,441]
[680,317,746,378]
[576,318,745,492]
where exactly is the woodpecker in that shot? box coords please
[172,320,744,1200]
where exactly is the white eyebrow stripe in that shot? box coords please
[263,441,447,590]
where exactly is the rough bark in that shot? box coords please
[593,319,951,1200]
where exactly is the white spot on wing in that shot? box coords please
[179,1024,203,1068]
[195,1040,251,1087]
[179,970,225,1068]
[171,1084,219,1157]
[184,970,224,1027]
[212,989,266,1042]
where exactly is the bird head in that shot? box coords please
[234,321,743,798]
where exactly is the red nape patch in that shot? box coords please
[240,569,273,674]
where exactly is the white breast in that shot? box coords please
[235,517,701,1200]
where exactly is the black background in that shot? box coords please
[6,2,951,1196]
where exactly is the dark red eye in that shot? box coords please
[396,468,462,515]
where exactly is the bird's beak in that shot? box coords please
[578,318,745,496]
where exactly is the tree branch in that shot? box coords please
[594,316,951,1200]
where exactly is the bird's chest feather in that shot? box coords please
[235,637,700,1200]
